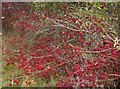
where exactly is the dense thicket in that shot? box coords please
[2,2,120,87]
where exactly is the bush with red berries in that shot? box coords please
[2,2,120,87]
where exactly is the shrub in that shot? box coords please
[2,2,119,88]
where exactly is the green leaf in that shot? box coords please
[117,46,120,51]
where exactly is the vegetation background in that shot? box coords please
[1,2,120,88]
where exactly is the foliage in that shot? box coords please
[2,2,120,88]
